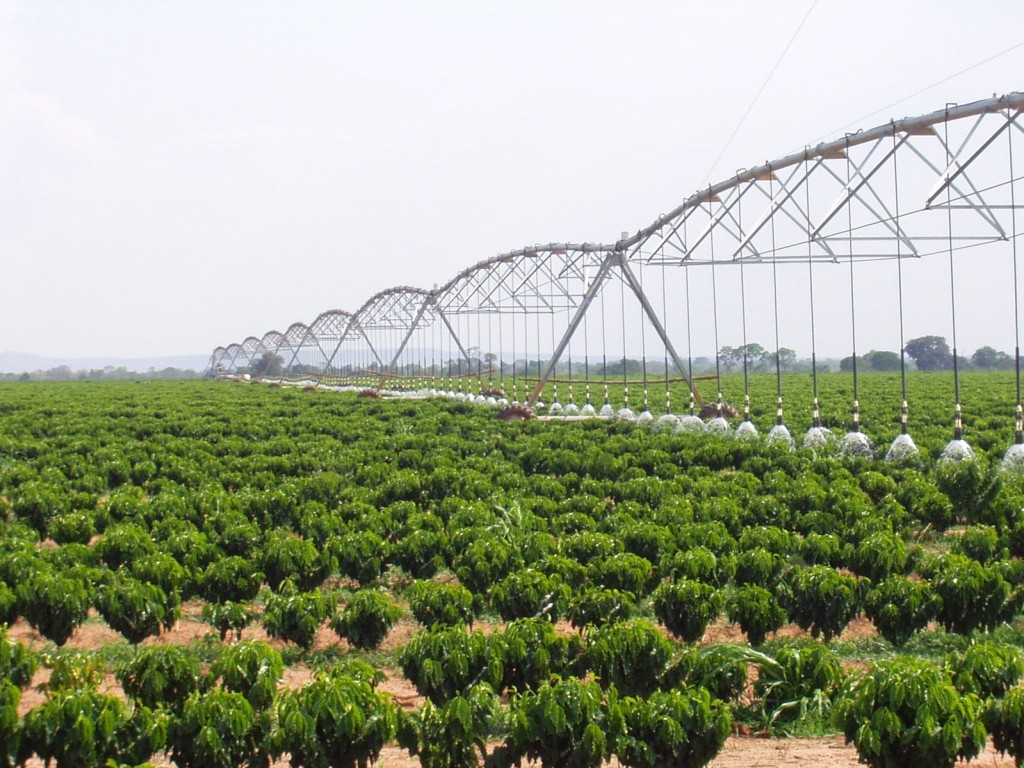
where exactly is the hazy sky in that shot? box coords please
[2,1,1023,360]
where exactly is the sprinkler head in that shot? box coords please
[1002,443,1024,471]
[886,432,920,463]
[562,403,580,416]
[735,420,759,441]
[803,426,833,450]
[652,414,680,434]
[580,403,597,418]
[675,414,705,433]
[839,430,875,458]
[636,410,655,426]
[616,407,637,422]
[706,416,731,435]
[939,439,975,463]
[599,403,615,419]
[767,424,794,449]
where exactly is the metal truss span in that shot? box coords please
[211,91,1024,413]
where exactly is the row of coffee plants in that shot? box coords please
[2,379,1024,767]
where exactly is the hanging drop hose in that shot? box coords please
[846,143,862,435]
[770,172,785,427]
[893,128,911,436]
[1009,112,1023,444]
[638,257,650,414]
[550,264,558,407]
[945,113,964,442]
[740,244,752,424]
[661,248,671,414]
[566,270,574,406]
[806,172,822,430]
[620,267,629,410]
[710,214,724,417]
[584,302,591,406]
[511,306,517,402]
[601,285,609,406]
[684,216,696,416]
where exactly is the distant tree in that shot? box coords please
[839,355,866,373]
[738,343,767,372]
[904,336,953,371]
[863,350,901,372]
[250,352,284,377]
[971,346,1013,370]
[775,348,797,371]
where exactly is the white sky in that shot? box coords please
[1,0,1023,360]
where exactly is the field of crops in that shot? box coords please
[5,376,1024,767]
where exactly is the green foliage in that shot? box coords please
[274,663,401,768]
[567,588,636,631]
[260,529,331,591]
[95,575,177,644]
[615,687,731,768]
[833,657,986,768]
[584,619,672,698]
[727,585,787,646]
[117,645,202,714]
[489,568,567,622]
[784,566,861,642]
[400,626,502,705]
[209,640,283,711]
[262,583,332,650]
[201,600,253,642]
[330,530,388,586]
[661,547,735,587]
[21,689,167,768]
[16,571,90,646]
[588,553,655,597]
[651,580,723,643]
[947,641,1024,700]
[169,689,263,768]
[331,589,402,651]
[399,683,501,768]
[201,556,265,604]
[406,580,474,628]
[984,684,1024,766]
[754,640,844,727]
[864,575,938,647]
[500,618,583,693]
[393,529,447,579]
[924,553,1014,634]
[502,677,616,768]
[94,522,157,570]
[847,531,909,582]
[733,548,786,588]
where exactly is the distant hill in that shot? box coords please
[0,351,210,375]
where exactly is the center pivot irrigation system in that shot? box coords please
[212,92,1024,465]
